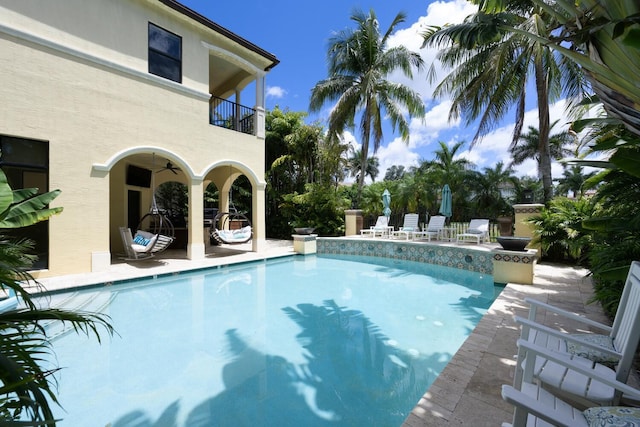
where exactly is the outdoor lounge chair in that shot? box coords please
[119,226,174,260]
[414,215,446,241]
[456,219,489,244]
[502,339,640,427]
[360,215,390,238]
[391,213,420,240]
[513,261,640,406]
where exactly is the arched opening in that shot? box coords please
[109,152,190,260]
[203,167,254,252]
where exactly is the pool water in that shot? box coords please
[39,255,499,426]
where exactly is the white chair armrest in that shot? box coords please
[516,339,640,399]
[515,316,622,359]
[525,297,612,332]
[501,384,587,427]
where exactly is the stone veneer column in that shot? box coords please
[292,234,317,254]
[513,203,544,238]
[344,209,363,236]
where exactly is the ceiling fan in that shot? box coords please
[158,161,180,175]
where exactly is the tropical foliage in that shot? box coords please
[0,169,113,425]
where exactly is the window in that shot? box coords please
[0,136,50,270]
[148,23,182,83]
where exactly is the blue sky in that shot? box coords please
[182,0,576,181]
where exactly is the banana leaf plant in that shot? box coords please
[0,168,113,426]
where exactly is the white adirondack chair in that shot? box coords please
[502,339,640,427]
[514,261,640,407]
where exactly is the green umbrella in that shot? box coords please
[439,184,452,218]
[382,189,391,219]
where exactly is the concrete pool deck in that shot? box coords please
[36,239,614,426]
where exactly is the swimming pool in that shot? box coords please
[38,254,500,426]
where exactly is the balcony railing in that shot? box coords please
[209,95,255,135]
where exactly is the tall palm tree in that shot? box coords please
[422,1,588,202]
[509,120,576,180]
[310,9,426,202]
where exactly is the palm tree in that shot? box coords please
[347,148,379,183]
[556,165,595,198]
[421,141,475,219]
[309,9,426,203]
[469,161,517,219]
[497,0,640,140]
[422,1,588,202]
[509,120,576,181]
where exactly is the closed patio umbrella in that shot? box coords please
[382,189,391,219]
[439,184,452,219]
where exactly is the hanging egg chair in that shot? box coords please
[134,155,176,253]
[209,211,252,245]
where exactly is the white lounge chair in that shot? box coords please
[502,339,640,427]
[391,213,420,240]
[360,215,390,238]
[514,261,640,407]
[414,215,446,241]
[456,219,490,244]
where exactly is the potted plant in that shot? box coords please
[497,207,514,236]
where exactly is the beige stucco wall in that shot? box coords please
[0,0,270,276]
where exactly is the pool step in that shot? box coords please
[40,291,116,341]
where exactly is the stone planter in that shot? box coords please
[497,216,513,236]
[496,236,531,251]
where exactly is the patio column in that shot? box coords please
[187,179,205,260]
[255,71,266,139]
[252,182,266,252]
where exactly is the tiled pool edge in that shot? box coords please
[317,238,493,274]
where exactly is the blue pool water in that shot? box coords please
[39,255,500,426]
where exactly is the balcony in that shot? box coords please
[209,95,255,135]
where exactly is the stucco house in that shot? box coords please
[0,0,279,277]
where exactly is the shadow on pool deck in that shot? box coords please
[37,239,617,426]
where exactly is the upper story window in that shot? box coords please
[148,23,182,83]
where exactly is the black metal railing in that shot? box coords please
[209,95,255,135]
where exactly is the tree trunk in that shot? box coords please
[535,57,553,203]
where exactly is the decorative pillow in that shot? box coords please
[133,234,149,246]
[232,226,251,239]
[583,406,640,426]
[143,235,158,251]
[567,333,619,367]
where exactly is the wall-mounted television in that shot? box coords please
[126,164,152,188]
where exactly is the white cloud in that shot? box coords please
[266,86,287,98]
[386,0,477,102]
